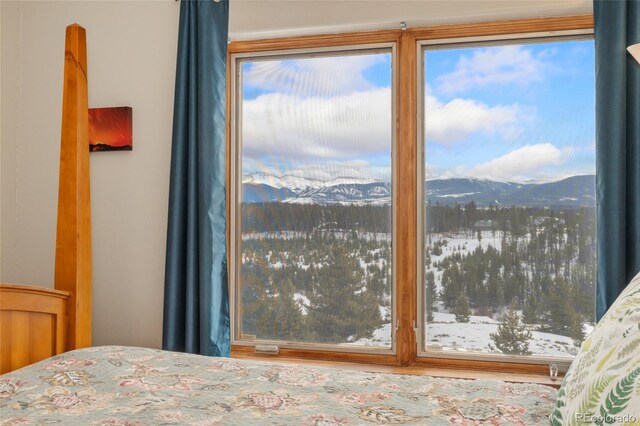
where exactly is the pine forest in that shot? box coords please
[239,200,596,358]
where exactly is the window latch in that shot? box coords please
[549,364,559,381]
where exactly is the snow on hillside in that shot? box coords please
[426,312,578,357]
[427,230,506,292]
[243,171,376,191]
[354,312,578,357]
[370,186,391,196]
[282,182,390,205]
[438,192,478,198]
[326,176,377,186]
[283,198,392,206]
[244,229,584,358]
[241,174,595,206]
[429,231,504,259]
[355,323,392,346]
[294,293,310,315]
[242,172,324,191]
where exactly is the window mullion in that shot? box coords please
[394,31,419,366]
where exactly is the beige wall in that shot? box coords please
[229,0,592,40]
[1,0,179,348]
[1,1,21,285]
[1,0,592,349]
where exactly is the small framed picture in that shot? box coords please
[89,106,133,152]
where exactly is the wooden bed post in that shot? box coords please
[55,23,92,349]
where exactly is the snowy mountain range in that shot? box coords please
[241,172,595,208]
[243,171,375,190]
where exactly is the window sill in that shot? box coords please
[231,350,563,388]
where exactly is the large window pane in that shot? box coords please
[237,50,393,348]
[423,39,596,358]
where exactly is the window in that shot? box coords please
[230,16,595,369]
[231,46,395,351]
[419,36,596,362]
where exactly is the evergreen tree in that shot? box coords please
[241,201,596,355]
[454,294,471,323]
[241,259,272,337]
[426,271,437,322]
[441,264,463,309]
[486,267,503,309]
[542,277,582,337]
[307,245,382,343]
[522,297,538,325]
[568,309,585,347]
[257,279,306,341]
[369,274,385,299]
[490,303,532,355]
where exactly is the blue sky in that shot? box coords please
[241,39,595,183]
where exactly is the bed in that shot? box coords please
[0,346,557,425]
[3,23,638,426]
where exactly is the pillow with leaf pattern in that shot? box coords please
[550,271,640,426]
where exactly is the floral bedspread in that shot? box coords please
[0,346,556,425]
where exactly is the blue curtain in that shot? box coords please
[594,0,640,320]
[163,0,230,356]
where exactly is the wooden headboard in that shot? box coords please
[0,24,92,374]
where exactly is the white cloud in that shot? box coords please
[242,84,533,178]
[466,143,573,182]
[436,45,547,95]
[242,88,392,160]
[243,55,387,97]
[425,94,530,145]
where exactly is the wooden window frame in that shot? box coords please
[226,15,594,376]
[416,23,595,374]
[229,42,398,358]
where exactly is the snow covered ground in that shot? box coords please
[353,312,579,357]
[425,312,578,357]
[428,230,505,260]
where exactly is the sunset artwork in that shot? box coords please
[89,107,132,151]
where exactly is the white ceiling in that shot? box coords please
[228,0,593,40]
